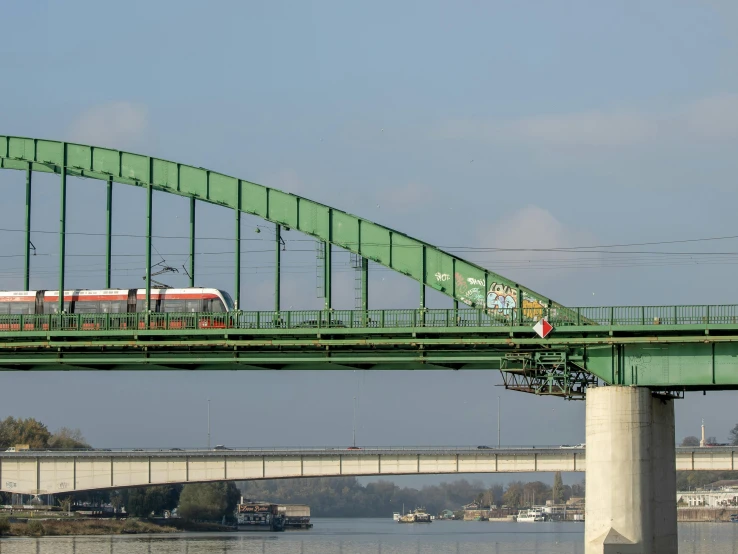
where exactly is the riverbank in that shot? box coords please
[677,508,738,522]
[0,518,235,537]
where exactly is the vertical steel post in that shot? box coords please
[58,157,67,315]
[105,178,113,289]
[145,184,153,323]
[189,197,195,287]
[235,208,241,310]
[324,241,332,310]
[362,257,369,309]
[497,396,501,448]
[24,163,32,291]
[275,224,281,312]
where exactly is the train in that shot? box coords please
[0,288,235,315]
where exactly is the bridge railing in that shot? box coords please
[0,306,737,332]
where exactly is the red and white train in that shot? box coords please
[0,288,235,316]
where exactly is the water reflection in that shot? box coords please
[0,537,583,554]
[0,521,736,554]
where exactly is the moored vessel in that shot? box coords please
[235,500,285,531]
[516,507,545,522]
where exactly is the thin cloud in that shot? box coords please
[683,93,738,140]
[436,94,738,149]
[67,102,148,149]
[264,169,304,195]
[378,182,435,214]
[475,205,601,281]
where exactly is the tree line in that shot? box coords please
[238,474,584,517]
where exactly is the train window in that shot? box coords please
[162,299,185,313]
[10,302,34,315]
[220,291,235,311]
[0,302,10,314]
[47,302,72,314]
[74,301,100,314]
[203,299,225,312]
[185,299,202,312]
[136,299,162,313]
[100,301,125,314]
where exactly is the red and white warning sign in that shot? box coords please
[533,317,553,338]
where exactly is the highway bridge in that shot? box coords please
[1,446,735,496]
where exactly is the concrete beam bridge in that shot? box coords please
[1,446,735,496]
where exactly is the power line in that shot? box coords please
[4,226,738,254]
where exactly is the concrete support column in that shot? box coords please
[584,386,677,554]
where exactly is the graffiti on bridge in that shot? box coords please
[433,272,547,320]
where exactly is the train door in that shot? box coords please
[33,290,45,330]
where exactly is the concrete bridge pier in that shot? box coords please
[585,386,677,554]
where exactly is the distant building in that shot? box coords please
[677,489,738,508]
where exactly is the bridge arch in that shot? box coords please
[0,135,560,314]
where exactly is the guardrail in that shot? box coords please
[1,305,737,333]
[2,445,732,454]
[2,445,561,453]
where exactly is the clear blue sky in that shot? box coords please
[1,1,737,486]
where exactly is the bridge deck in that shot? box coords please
[2,308,738,392]
[1,447,732,495]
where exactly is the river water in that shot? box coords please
[0,520,737,553]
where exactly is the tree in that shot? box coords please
[707,436,717,446]
[178,482,240,521]
[523,481,551,506]
[571,479,585,498]
[552,472,564,505]
[490,484,504,505]
[48,427,89,450]
[58,496,72,513]
[121,485,182,517]
[0,417,51,449]
[681,436,700,447]
[110,491,123,514]
[729,424,738,446]
[502,481,524,508]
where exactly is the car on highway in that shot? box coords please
[477,445,494,449]
[347,446,361,450]
[213,445,231,451]
[559,443,585,449]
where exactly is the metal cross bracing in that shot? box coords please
[3,136,738,394]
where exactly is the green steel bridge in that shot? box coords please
[2,135,738,397]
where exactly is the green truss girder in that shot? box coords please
[0,321,738,389]
[0,135,559,311]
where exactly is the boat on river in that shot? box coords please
[398,508,432,523]
[235,500,285,531]
[516,507,545,522]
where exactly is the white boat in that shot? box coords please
[393,512,400,521]
[398,508,432,523]
[516,507,545,522]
